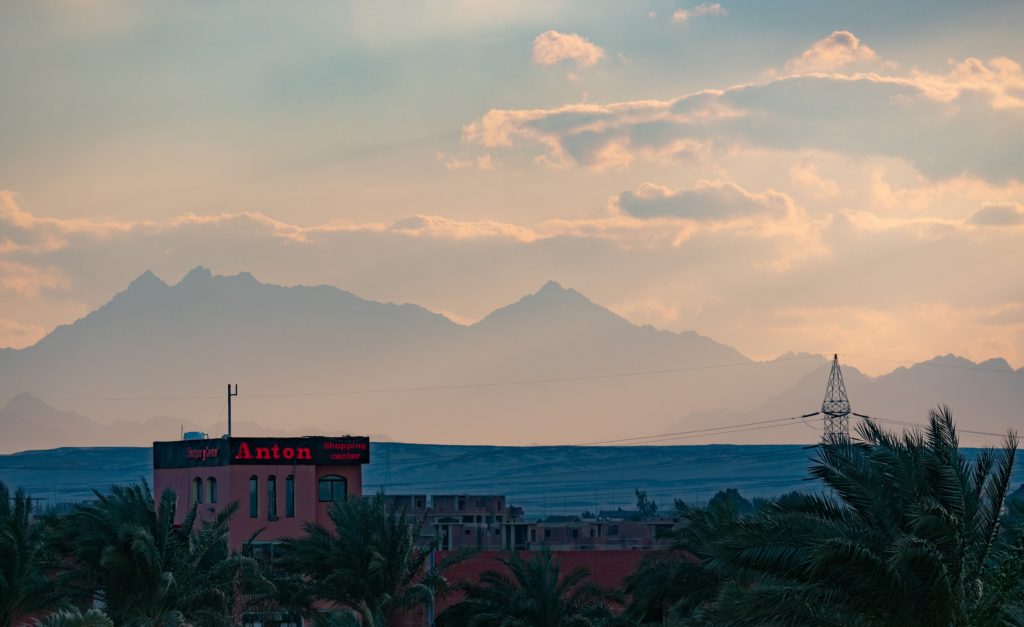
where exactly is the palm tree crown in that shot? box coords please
[439,546,623,627]
[46,482,266,627]
[0,481,59,626]
[705,406,1023,626]
[276,492,464,627]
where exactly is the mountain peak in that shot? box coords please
[178,266,213,285]
[126,270,167,291]
[527,280,590,305]
[538,280,567,293]
[1,392,49,414]
[474,281,624,330]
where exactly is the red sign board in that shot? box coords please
[153,436,370,468]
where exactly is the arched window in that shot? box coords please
[285,475,295,518]
[317,475,347,503]
[268,475,278,520]
[193,477,203,504]
[249,475,258,518]
[208,477,218,504]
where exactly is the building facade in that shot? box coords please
[152,435,370,550]
[381,493,674,552]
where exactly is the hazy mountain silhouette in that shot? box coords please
[1,267,1018,450]
[676,356,1024,445]
[0,392,277,453]
[0,268,828,449]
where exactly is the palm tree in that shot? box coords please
[438,546,623,627]
[31,608,114,627]
[0,481,58,626]
[704,406,1023,626]
[47,482,268,627]
[624,492,752,625]
[276,492,466,627]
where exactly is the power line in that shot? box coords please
[578,413,820,446]
[2,355,821,403]
[851,413,1013,439]
[361,446,819,491]
[2,352,1018,406]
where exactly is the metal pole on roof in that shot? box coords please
[227,384,238,437]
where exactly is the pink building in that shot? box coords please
[152,435,369,550]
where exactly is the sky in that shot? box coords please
[2,0,1023,376]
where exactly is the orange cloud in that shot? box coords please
[786,31,878,72]
[532,30,604,68]
[0,260,69,297]
[672,3,728,22]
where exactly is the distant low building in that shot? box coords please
[381,494,674,551]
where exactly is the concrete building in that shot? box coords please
[153,435,370,551]
[381,493,674,552]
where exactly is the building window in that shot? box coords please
[268,475,278,520]
[193,477,203,504]
[317,475,347,503]
[249,476,258,518]
[285,475,295,518]
[544,529,551,539]
[208,477,218,504]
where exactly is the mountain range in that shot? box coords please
[1,267,1021,452]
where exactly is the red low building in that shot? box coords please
[152,436,668,626]
[153,435,370,550]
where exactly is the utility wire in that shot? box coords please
[1,352,1018,404]
[1,355,821,403]
[578,413,820,446]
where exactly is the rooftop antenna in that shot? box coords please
[227,384,238,437]
[821,354,851,441]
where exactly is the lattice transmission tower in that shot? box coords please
[821,354,851,441]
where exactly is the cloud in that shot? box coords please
[532,31,604,68]
[789,162,839,198]
[785,31,878,72]
[967,202,1024,226]
[389,215,539,242]
[461,53,1024,182]
[909,57,1024,110]
[0,260,69,297]
[0,317,48,348]
[977,304,1024,326]
[618,180,793,221]
[672,3,728,22]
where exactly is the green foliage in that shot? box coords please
[705,489,752,517]
[625,491,754,625]
[633,490,658,521]
[438,546,623,627]
[31,608,113,627]
[276,492,466,627]
[0,481,59,625]
[46,482,268,627]
[702,406,1023,626]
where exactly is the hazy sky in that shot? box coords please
[2,0,1023,376]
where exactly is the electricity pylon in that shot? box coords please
[821,354,851,441]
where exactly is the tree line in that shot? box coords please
[2,407,1022,626]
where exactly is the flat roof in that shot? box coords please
[153,436,370,469]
